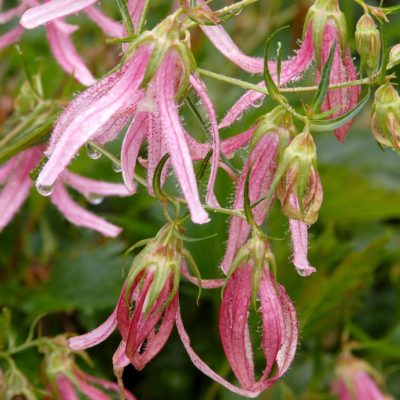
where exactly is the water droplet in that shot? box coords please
[112,162,122,173]
[36,184,53,197]
[85,193,104,205]
[235,114,243,122]
[86,143,102,160]
[253,98,264,108]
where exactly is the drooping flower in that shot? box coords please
[42,337,136,400]
[37,12,221,224]
[69,223,182,370]
[331,353,393,400]
[0,146,130,236]
[1,0,122,85]
[222,107,317,277]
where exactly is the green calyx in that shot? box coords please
[355,14,381,75]
[1,368,37,400]
[250,106,296,153]
[371,84,400,150]
[388,44,400,70]
[125,223,183,315]
[304,0,348,67]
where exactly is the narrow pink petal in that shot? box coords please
[219,265,255,389]
[288,195,316,276]
[50,183,122,237]
[156,52,209,224]
[75,376,109,400]
[354,372,385,400]
[68,308,117,351]
[331,379,352,400]
[20,0,97,29]
[0,2,29,24]
[0,158,16,182]
[84,6,123,38]
[219,25,315,128]
[121,112,148,193]
[181,262,225,289]
[128,0,146,31]
[0,25,24,50]
[176,305,262,398]
[222,134,278,273]
[319,23,361,142]
[51,19,78,34]
[56,375,79,400]
[77,370,137,400]
[0,148,41,231]
[37,45,151,189]
[47,70,121,155]
[62,171,132,197]
[190,74,221,207]
[46,21,95,86]
[146,112,169,196]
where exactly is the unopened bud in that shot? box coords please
[250,106,296,154]
[371,84,400,150]
[1,368,37,400]
[304,0,348,66]
[355,14,381,75]
[387,44,400,70]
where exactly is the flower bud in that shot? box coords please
[371,84,400,150]
[272,128,323,224]
[0,368,37,400]
[304,0,348,66]
[355,14,381,75]
[387,44,400,70]
[250,106,296,155]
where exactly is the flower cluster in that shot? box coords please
[0,0,398,398]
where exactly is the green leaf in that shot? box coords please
[263,26,289,101]
[152,153,170,200]
[243,166,254,226]
[310,88,370,132]
[312,41,336,113]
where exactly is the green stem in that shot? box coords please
[115,0,135,37]
[0,339,41,358]
[137,0,152,34]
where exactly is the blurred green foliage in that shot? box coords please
[1,0,400,399]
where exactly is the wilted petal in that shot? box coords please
[37,45,151,189]
[84,6,123,38]
[190,74,220,207]
[62,171,132,197]
[0,25,24,50]
[156,52,209,224]
[176,305,262,398]
[46,21,95,86]
[121,112,148,193]
[50,182,123,237]
[68,307,117,351]
[222,134,278,273]
[21,0,97,29]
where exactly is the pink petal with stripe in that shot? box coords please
[0,25,24,50]
[84,6,123,38]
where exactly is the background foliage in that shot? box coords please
[1,0,400,399]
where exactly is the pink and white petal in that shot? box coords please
[56,375,79,400]
[37,45,151,189]
[0,158,16,183]
[21,0,97,29]
[121,112,148,193]
[190,74,220,207]
[156,53,209,224]
[74,377,109,400]
[84,6,123,38]
[68,308,117,351]
[176,305,262,398]
[62,171,132,197]
[0,2,30,24]
[50,183,122,237]
[51,19,78,34]
[112,341,130,369]
[128,0,146,31]
[0,25,24,50]
[46,22,95,86]
[0,148,41,231]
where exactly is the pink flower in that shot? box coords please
[1,0,122,85]
[0,146,130,236]
[219,263,298,392]
[331,354,392,400]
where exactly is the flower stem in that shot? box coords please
[137,0,152,34]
